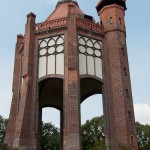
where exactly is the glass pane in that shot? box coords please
[87,40,93,47]
[56,37,64,45]
[79,46,86,53]
[40,48,47,56]
[40,40,47,48]
[61,35,64,39]
[87,56,94,75]
[95,50,101,57]
[45,38,50,42]
[87,47,94,55]
[48,47,55,54]
[56,53,64,75]
[48,39,55,46]
[98,41,102,47]
[56,45,64,53]
[79,54,86,75]
[94,42,101,49]
[39,56,47,78]
[47,55,55,74]
[79,38,85,45]
[91,39,96,43]
[95,58,103,79]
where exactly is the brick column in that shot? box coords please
[60,110,63,150]
[12,12,36,149]
[4,35,23,148]
[63,3,81,150]
[98,4,138,149]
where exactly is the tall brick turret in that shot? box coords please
[96,0,138,149]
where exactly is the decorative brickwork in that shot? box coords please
[34,18,67,32]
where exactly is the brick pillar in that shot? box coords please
[63,3,81,150]
[60,110,63,150]
[4,35,23,147]
[98,4,138,149]
[12,12,36,149]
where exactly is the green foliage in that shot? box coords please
[41,122,60,150]
[0,143,8,150]
[0,114,150,150]
[136,122,150,150]
[81,116,106,150]
[0,116,7,144]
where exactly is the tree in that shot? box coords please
[0,114,150,150]
[81,116,105,150]
[136,122,150,150]
[81,116,150,150]
[0,115,8,150]
[0,116,7,144]
[41,122,60,150]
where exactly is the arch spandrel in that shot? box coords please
[80,76,103,103]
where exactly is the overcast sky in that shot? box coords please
[0,0,150,127]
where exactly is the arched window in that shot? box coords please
[124,67,127,76]
[119,17,122,24]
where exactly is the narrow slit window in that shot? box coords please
[126,89,129,98]
[122,47,125,55]
[119,17,122,24]
[128,111,131,119]
[110,17,113,24]
[124,67,127,76]
[131,136,134,146]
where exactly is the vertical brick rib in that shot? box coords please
[4,35,23,147]
[12,13,36,149]
[63,4,81,150]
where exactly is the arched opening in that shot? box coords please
[81,94,103,124]
[41,107,61,150]
[38,78,63,150]
[39,78,63,110]
[80,77,103,102]
[81,94,105,150]
[80,77,105,149]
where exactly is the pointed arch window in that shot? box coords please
[38,35,65,78]
[78,35,103,79]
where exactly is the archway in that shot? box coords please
[81,94,103,125]
[38,78,63,150]
[41,107,60,150]
[80,77,104,149]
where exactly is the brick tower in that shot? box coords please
[5,0,138,149]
